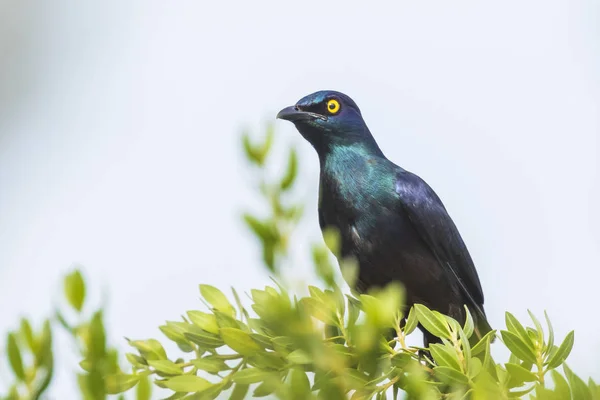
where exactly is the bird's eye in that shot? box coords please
[326,99,340,114]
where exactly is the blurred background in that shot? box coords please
[1,0,598,396]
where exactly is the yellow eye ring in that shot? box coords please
[326,99,340,114]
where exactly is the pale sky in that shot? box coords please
[1,0,598,397]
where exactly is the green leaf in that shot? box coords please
[248,351,286,370]
[322,228,342,259]
[232,368,276,384]
[434,366,469,386]
[129,339,168,360]
[259,124,274,164]
[458,327,472,365]
[148,360,182,375]
[508,387,536,398]
[462,306,474,339]
[404,306,418,335]
[551,370,571,400]
[87,311,107,362]
[313,244,336,286]
[588,378,600,400]
[126,352,147,367]
[468,356,482,379]
[544,311,555,356]
[64,269,86,312]
[105,374,140,394]
[20,318,36,352]
[333,286,345,317]
[200,284,235,316]
[564,363,592,400]
[187,311,220,334]
[287,349,312,365]
[342,369,370,390]
[391,352,413,368]
[250,333,273,349]
[79,359,92,371]
[300,297,337,325]
[243,214,277,246]
[360,284,403,330]
[546,331,574,368]
[158,324,182,342]
[501,330,537,364]
[505,362,537,384]
[280,148,298,190]
[312,370,333,391]
[253,381,276,397]
[184,329,224,348]
[34,320,53,369]
[136,374,152,400]
[505,312,535,350]
[471,329,497,356]
[231,287,250,321]
[251,288,271,307]
[527,310,545,346]
[6,332,25,380]
[429,343,462,371]
[589,378,600,400]
[200,382,226,400]
[290,368,311,399]
[159,322,193,352]
[228,383,250,400]
[414,304,451,339]
[192,357,230,373]
[262,239,276,272]
[163,375,212,393]
[215,311,241,330]
[346,295,361,328]
[81,369,106,400]
[220,328,261,356]
[340,258,359,289]
[272,336,295,355]
[242,133,260,164]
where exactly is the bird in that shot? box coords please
[276,90,492,346]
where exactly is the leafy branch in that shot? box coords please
[1,125,597,400]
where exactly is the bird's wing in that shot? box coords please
[394,170,485,313]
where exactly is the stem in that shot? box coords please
[536,347,545,385]
[337,312,351,346]
[222,360,246,382]
[452,335,466,373]
[379,376,400,395]
[394,316,408,351]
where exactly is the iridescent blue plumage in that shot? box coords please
[277,90,492,346]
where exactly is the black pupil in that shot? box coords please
[329,102,335,109]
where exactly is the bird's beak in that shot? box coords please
[276,106,311,122]
[277,106,325,122]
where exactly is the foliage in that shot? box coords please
[2,318,52,399]
[1,125,598,399]
[97,127,598,399]
[241,122,303,273]
[1,270,152,400]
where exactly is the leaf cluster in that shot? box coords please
[107,277,596,400]
[2,126,598,400]
[2,270,152,400]
[241,124,302,273]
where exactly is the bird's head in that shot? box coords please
[277,90,381,155]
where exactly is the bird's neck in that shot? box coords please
[294,122,384,161]
[317,132,384,165]
[319,143,385,181]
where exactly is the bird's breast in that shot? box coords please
[318,178,395,257]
